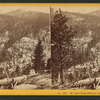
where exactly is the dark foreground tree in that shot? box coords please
[34,39,44,73]
[15,65,21,76]
[51,8,75,85]
[46,58,51,70]
[22,64,32,75]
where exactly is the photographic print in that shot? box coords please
[0,6,51,90]
[0,3,100,95]
[51,6,100,90]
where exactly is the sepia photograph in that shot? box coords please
[1,5,100,91]
[51,6,100,90]
[0,6,51,90]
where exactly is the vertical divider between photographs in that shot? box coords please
[49,6,52,88]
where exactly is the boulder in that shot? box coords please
[14,84,37,90]
[36,78,51,89]
[96,86,100,90]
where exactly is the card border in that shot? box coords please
[0,3,100,95]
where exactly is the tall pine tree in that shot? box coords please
[34,39,44,73]
[51,8,75,85]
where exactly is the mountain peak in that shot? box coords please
[6,9,26,16]
[88,9,100,17]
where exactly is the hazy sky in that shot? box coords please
[0,6,100,14]
[52,6,100,14]
[0,6,50,13]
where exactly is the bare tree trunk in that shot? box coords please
[4,67,10,83]
[88,72,92,82]
[51,68,54,85]
[59,65,64,85]
[87,66,92,83]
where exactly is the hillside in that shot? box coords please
[0,9,51,88]
[0,9,49,62]
[51,7,100,48]
[50,7,100,90]
[61,10,100,49]
[88,9,100,17]
[0,9,49,49]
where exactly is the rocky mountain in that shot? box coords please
[0,9,49,49]
[0,9,50,72]
[51,8,100,69]
[60,9,100,48]
[51,8,100,50]
[6,9,48,19]
[88,9,100,17]
[7,27,51,68]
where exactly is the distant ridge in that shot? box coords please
[88,9,100,17]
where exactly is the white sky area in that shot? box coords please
[0,6,100,14]
[0,6,50,13]
[52,6,100,14]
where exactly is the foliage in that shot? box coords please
[34,39,44,73]
[51,8,75,85]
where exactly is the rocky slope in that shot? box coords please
[0,9,50,79]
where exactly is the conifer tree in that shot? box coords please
[34,39,44,73]
[51,8,75,85]
[15,65,20,76]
